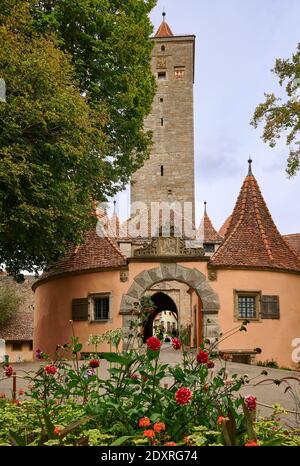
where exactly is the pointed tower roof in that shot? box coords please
[155,12,174,38]
[219,214,232,238]
[210,159,300,272]
[197,202,223,243]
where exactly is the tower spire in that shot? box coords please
[154,11,174,37]
[204,201,207,214]
[248,157,253,176]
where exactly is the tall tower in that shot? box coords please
[131,13,196,226]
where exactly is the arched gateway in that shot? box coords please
[120,263,220,345]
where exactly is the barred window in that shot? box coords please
[93,296,110,321]
[238,295,257,319]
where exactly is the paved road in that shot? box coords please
[1,346,299,427]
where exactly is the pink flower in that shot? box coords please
[175,387,193,405]
[196,350,209,364]
[44,365,58,375]
[89,359,100,368]
[4,366,13,377]
[172,338,181,350]
[146,337,161,351]
[244,395,257,411]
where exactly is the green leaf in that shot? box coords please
[110,436,133,446]
[100,352,131,365]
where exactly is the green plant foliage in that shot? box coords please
[0,304,299,446]
[0,0,156,275]
[251,43,300,176]
[0,285,21,325]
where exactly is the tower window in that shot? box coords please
[174,66,185,79]
[158,71,166,80]
[160,97,164,103]
[161,165,164,176]
[160,118,164,126]
[161,45,165,52]
[167,189,172,196]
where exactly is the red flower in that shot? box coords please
[139,417,151,428]
[244,395,257,411]
[130,373,139,380]
[4,366,13,377]
[89,359,100,369]
[14,399,21,406]
[206,360,215,369]
[217,416,226,425]
[18,388,25,396]
[143,429,156,438]
[53,426,61,435]
[175,387,193,405]
[164,442,176,446]
[44,365,58,375]
[146,337,161,351]
[0,393,6,399]
[172,338,181,350]
[196,350,209,364]
[245,441,259,446]
[153,421,166,433]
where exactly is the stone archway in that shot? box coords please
[120,263,220,344]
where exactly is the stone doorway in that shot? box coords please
[120,264,220,347]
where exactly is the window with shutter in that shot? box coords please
[261,295,280,319]
[72,298,89,321]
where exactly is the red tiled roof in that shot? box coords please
[196,208,223,243]
[283,234,300,256]
[219,215,232,238]
[210,170,300,272]
[40,230,127,280]
[0,275,34,341]
[154,19,174,38]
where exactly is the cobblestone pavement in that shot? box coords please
[1,345,299,427]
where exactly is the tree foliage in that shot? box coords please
[0,1,156,275]
[251,43,300,176]
[0,285,21,325]
[31,0,157,185]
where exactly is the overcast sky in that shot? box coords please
[115,0,300,235]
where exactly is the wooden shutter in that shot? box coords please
[72,298,89,321]
[261,295,280,319]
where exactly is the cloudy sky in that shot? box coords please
[115,0,300,235]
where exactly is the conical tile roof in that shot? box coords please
[197,203,223,243]
[154,13,174,38]
[210,163,300,272]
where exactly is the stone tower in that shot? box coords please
[130,13,196,228]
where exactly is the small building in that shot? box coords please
[0,275,34,363]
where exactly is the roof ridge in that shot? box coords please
[104,234,127,261]
[250,176,274,261]
[212,177,249,261]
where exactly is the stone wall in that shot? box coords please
[131,35,195,223]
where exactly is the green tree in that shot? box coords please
[251,43,300,176]
[31,0,156,185]
[0,285,21,325]
[0,1,156,276]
